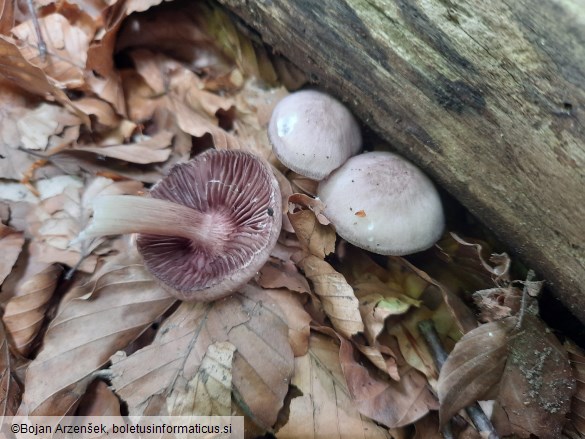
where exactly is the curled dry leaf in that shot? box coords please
[263,289,312,357]
[109,285,294,429]
[3,264,63,356]
[28,177,143,272]
[438,317,515,425]
[0,320,21,419]
[339,335,438,428]
[0,37,89,123]
[75,130,174,164]
[76,380,122,417]
[167,341,235,417]
[17,264,175,416]
[439,314,576,438]
[0,223,25,286]
[257,257,311,295]
[12,13,93,88]
[276,333,391,439]
[296,255,363,339]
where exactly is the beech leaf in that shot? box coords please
[339,337,438,428]
[438,317,515,425]
[296,254,364,339]
[167,341,235,417]
[439,314,576,438]
[17,263,175,416]
[3,264,63,356]
[0,320,21,419]
[109,285,294,429]
[0,223,25,287]
[276,333,391,439]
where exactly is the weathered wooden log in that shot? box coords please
[218,0,585,323]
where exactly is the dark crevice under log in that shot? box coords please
[218,0,585,323]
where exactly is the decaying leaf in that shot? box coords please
[0,319,21,418]
[3,264,63,356]
[288,194,334,259]
[109,285,294,429]
[75,130,174,164]
[12,13,94,88]
[276,333,391,439]
[498,315,576,438]
[439,314,576,438]
[0,223,25,287]
[18,263,175,416]
[296,255,363,339]
[438,317,515,425]
[339,336,438,428]
[76,380,122,417]
[167,341,235,417]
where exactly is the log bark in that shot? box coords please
[218,0,585,322]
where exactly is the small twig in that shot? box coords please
[418,320,500,439]
[516,269,536,329]
[26,0,47,60]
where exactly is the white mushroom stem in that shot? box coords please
[81,195,227,247]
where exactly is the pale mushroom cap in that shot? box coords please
[268,89,362,180]
[137,149,282,301]
[317,151,444,255]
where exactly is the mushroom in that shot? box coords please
[82,149,282,301]
[317,151,444,255]
[268,89,362,180]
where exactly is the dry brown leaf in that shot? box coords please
[73,98,120,128]
[12,13,93,88]
[263,289,312,357]
[0,223,25,286]
[167,341,235,417]
[0,319,21,419]
[0,37,89,124]
[109,285,294,429]
[76,380,122,417]
[339,336,438,428]
[438,317,514,425]
[498,314,576,438]
[439,314,576,438]
[17,103,81,151]
[257,258,311,295]
[0,0,14,35]
[296,254,363,339]
[288,195,335,259]
[3,264,63,356]
[276,333,392,439]
[28,177,143,271]
[76,130,174,164]
[17,263,175,416]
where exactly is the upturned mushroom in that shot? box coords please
[81,149,282,301]
[317,151,444,255]
[268,89,362,180]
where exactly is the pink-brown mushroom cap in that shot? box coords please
[268,90,362,180]
[137,149,282,301]
[317,151,444,255]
